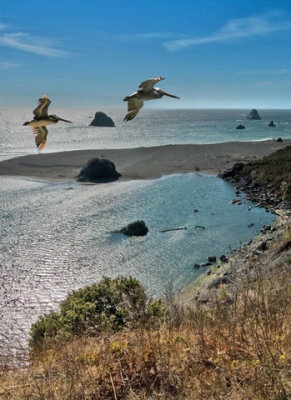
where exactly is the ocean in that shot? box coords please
[0,108,288,362]
[1,108,291,161]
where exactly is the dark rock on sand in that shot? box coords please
[118,220,149,236]
[208,255,217,263]
[257,241,268,251]
[207,274,232,289]
[89,112,115,127]
[247,109,261,120]
[76,158,121,182]
[277,137,283,142]
[219,255,228,263]
[236,124,245,130]
[260,225,272,233]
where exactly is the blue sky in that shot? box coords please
[1,0,291,108]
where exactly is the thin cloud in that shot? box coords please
[164,12,291,51]
[0,61,19,69]
[0,28,67,57]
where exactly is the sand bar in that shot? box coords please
[0,140,290,182]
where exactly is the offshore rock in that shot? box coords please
[76,158,121,182]
[89,112,115,127]
[268,120,276,127]
[118,220,149,236]
[236,124,245,130]
[247,109,261,120]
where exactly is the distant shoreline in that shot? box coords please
[0,140,290,182]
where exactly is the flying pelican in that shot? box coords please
[23,95,72,151]
[123,77,180,121]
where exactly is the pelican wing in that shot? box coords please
[33,126,48,151]
[124,98,144,121]
[33,96,51,119]
[138,77,165,92]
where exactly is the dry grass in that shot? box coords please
[0,259,290,400]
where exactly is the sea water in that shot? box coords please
[0,108,291,161]
[0,108,287,361]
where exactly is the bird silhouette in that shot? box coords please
[123,77,180,121]
[23,95,72,151]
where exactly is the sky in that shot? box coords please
[1,0,291,108]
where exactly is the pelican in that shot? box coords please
[23,95,72,151]
[123,77,180,121]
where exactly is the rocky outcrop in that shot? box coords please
[76,158,121,182]
[236,124,245,130]
[247,109,261,120]
[181,147,291,309]
[219,147,291,210]
[89,112,115,127]
[268,121,276,127]
[188,210,291,305]
[116,220,149,236]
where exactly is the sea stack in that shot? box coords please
[89,112,115,127]
[236,124,246,130]
[75,158,121,182]
[247,109,261,120]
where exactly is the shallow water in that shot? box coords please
[0,173,275,361]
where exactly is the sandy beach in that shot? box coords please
[0,140,290,182]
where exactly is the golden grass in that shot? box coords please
[0,259,290,400]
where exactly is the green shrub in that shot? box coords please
[30,276,165,348]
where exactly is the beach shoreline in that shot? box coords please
[0,140,290,182]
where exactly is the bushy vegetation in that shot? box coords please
[30,276,165,347]
[1,260,290,400]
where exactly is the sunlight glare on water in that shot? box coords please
[0,173,275,360]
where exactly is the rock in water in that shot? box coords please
[236,124,246,130]
[76,158,121,182]
[268,121,276,127]
[89,112,115,127]
[119,220,149,236]
[247,109,261,120]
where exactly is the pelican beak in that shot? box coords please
[162,90,180,99]
[57,117,72,123]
